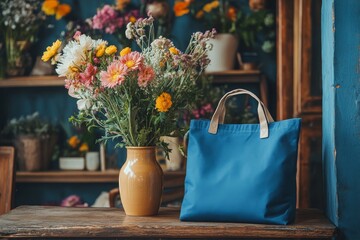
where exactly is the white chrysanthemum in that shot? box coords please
[56,35,107,77]
[56,40,85,77]
[93,39,108,48]
[78,34,94,51]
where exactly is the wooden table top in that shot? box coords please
[0,206,336,239]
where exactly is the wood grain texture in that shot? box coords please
[0,206,336,239]
[276,0,294,120]
[277,0,322,209]
[0,147,15,215]
[16,170,185,184]
[0,76,65,88]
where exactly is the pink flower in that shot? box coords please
[91,5,119,34]
[61,195,88,207]
[100,60,128,88]
[202,103,213,113]
[73,31,81,41]
[79,63,98,87]
[138,66,155,87]
[120,51,143,71]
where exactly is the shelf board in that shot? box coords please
[16,170,185,184]
[0,70,262,88]
[0,75,65,88]
[208,70,261,76]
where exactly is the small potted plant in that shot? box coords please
[59,135,89,170]
[0,112,58,171]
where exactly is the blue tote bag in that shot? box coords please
[180,89,301,225]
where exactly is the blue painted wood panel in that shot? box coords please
[322,0,360,239]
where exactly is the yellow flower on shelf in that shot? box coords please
[169,47,179,55]
[105,45,118,55]
[68,136,80,149]
[116,0,131,11]
[96,44,106,57]
[156,92,173,112]
[41,39,62,62]
[41,0,71,20]
[195,10,204,19]
[203,1,219,13]
[55,4,71,20]
[79,143,89,152]
[120,47,131,57]
[173,1,190,17]
[42,0,59,15]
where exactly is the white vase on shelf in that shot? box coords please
[59,157,85,170]
[205,34,239,73]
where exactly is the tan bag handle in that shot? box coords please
[208,89,274,139]
[219,92,274,124]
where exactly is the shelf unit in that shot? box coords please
[0,76,65,88]
[16,170,185,185]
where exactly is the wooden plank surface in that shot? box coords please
[0,206,336,239]
[16,170,185,183]
[0,76,65,88]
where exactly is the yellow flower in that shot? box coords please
[79,143,89,152]
[116,0,131,10]
[169,47,179,55]
[195,10,204,19]
[156,92,173,112]
[69,66,79,73]
[203,1,219,13]
[41,40,62,62]
[125,60,135,68]
[96,44,106,57]
[129,16,137,23]
[68,136,80,149]
[173,1,190,17]
[42,0,59,15]
[105,45,117,55]
[55,4,71,20]
[159,59,166,68]
[120,47,131,57]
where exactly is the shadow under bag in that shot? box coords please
[180,89,301,225]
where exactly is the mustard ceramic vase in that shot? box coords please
[119,147,163,216]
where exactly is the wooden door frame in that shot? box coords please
[277,0,322,208]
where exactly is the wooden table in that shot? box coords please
[0,206,336,239]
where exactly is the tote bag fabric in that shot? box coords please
[180,89,301,225]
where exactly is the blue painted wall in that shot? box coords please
[322,0,360,239]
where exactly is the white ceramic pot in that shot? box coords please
[59,157,85,170]
[85,152,100,171]
[205,34,239,73]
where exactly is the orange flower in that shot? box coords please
[116,0,131,10]
[169,47,180,55]
[129,16,137,23]
[42,0,59,15]
[79,143,89,152]
[156,92,173,112]
[203,1,219,13]
[195,10,204,19]
[68,136,80,149]
[227,7,237,22]
[55,4,71,20]
[174,1,190,17]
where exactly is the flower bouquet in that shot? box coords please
[43,15,215,216]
